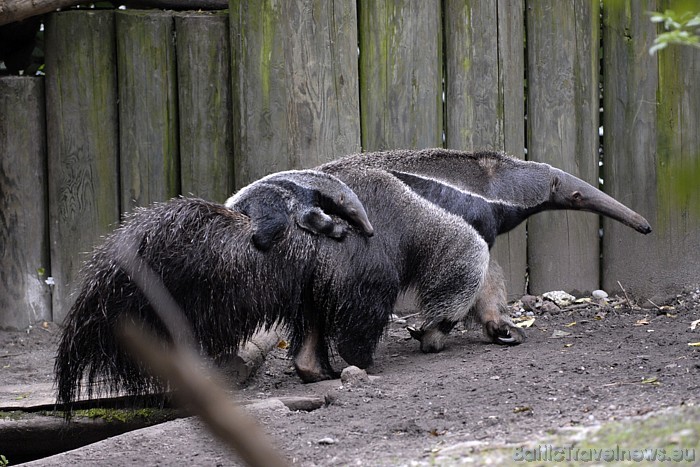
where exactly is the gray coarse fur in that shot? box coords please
[301,168,489,376]
[226,170,374,250]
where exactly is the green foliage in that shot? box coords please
[649,9,700,54]
[0,454,8,466]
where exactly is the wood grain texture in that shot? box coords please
[116,10,179,211]
[0,76,51,329]
[175,12,234,203]
[44,11,120,322]
[526,0,600,294]
[358,0,442,151]
[229,0,361,188]
[444,0,527,299]
[602,0,700,300]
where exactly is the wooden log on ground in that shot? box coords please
[443,0,526,299]
[526,0,600,294]
[602,0,700,300]
[44,11,120,323]
[0,409,181,464]
[175,11,233,203]
[219,328,285,384]
[0,76,51,330]
[116,9,179,212]
[229,0,361,187]
[358,0,442,150]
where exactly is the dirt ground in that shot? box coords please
[2,288,700,466]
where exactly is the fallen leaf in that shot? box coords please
[690,319,700,331]
[513,406,532,414]
[564,343,573,348]
[565,322,577,327]
[641,377,660,385]
[634,317,650,326]
[515,318,535,328]
[687,342,700,347]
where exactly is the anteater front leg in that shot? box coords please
[470,260,526,345]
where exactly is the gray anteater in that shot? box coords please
[318,148,652,353]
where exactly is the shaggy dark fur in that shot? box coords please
[55,198,320,407]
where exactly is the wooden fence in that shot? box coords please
[1,0,699,330]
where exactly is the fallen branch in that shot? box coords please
[116,244,289,467]
[0,0,228,26]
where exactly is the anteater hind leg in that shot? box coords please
[293,321,338,383]
[470,260,526,345]
[410,227,490,354]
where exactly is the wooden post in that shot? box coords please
[444,0,527,299]
[175,12,234,203]
[358,0,443,151]
[602,0,700,300]
[116,10,179,211]
[229,0,361,187]
[0,76,51,329]
[44,11,120,323]
[526,0,600,294]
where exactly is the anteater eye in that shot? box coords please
[572,191,582,201]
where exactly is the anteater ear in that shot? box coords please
[551,175,561,193]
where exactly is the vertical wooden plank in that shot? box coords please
[0,77,51,329]
[229,0,361,188]
[116,10,179,211]
[602,0,700,300]
[358,0,443,151]
[526,0,600,294]
[175,11,233,203]
[496,0,527,298]
[44,11,120,323]
[444,0,527,299]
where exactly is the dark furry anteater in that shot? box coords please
[55,166,492,401]
[319,148,652,352]
[55,198,314,406]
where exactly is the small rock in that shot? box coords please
[521,295,539,311]
[317,437,337,445]
[592,289,608,300]
[340,365,369,385]
[543,291,576,307]
[550,330,572,339]
[540,301,561,314]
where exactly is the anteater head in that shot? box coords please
[263,170,374,237]
[547,167,652,234]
